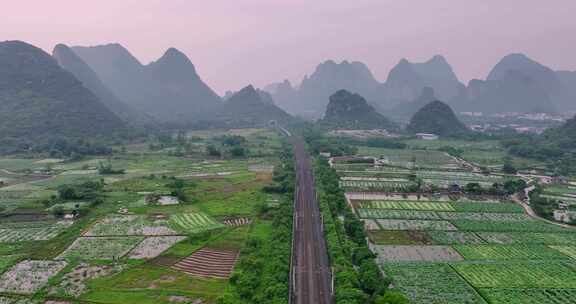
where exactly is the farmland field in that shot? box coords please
[0,128,287,302]
[376,219,458,231]
[359,200,455,211]
[0,260,68,294]
[169,213,225,233]
[451,219,572,233]
[452,262,576,288]
[84,215,178,236]
[339,141,576,304]
[0,255,20,273]
[428,231,486,245]
[453,245,570,260]
[382,263,486,303]
[373,245,463,262]
[479,288,576,304]
[0,221,73,242]
[548,246,576,259]
[476,232,576,245]
[127,236,186,259]
[58,237,144,260]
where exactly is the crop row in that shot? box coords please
[359,201,455,212]
[376,219,458,231]
[479,288,576,304]
[358,200,524,213]
[476,232,576,245]
[0,222,73,243]
[358,209,530,222]
[453,262,576,288]
[454,245,570,261]
[451,220,572,233]
[339,180,413,191]
[169,213,224,234]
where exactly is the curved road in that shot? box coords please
[290,136,333,304]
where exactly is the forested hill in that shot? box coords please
[0,41,125,145]
[406,100,468,137]
[322,89,397,130]
[214,85,293,128]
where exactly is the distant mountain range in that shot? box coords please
[266,54,576,118]
[71,43,222,123]
[0,41,125,143]
[2,39,575,136]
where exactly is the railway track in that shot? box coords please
[289,136,333,304]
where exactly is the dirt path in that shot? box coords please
[511,187,576,229]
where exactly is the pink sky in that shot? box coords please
[2,0,575,94]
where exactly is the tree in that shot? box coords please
[464,183,483,194]
[374,291,409,304]
[230,146,247,157]
[206,145,221,157]
[502,157,517,174]
[51,205,65,218]
[503,179,527,195]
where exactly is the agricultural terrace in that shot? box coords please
[0,128,291,303]
[335,144,576,304]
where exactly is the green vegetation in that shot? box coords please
[169,213,225,234]
[382,263,486,304]
[406,100,470,137]
[0,127,288,303]
[480,288,576,304]
[314,156,407,303]
[453,244,569,260]
[219,141,294,303]
[321,90,397,130]
[453,262,576,288]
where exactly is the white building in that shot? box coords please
[415,133,439,140]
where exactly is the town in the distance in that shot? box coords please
[1,23,576,304]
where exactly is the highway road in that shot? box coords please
[290,136,333,304]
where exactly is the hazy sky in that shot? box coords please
[2,0,575,94]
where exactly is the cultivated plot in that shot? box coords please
[428,231,486,245]
[476,232,576,245]
[360,200,455,211]
[376,219,458,231]
[57,236,144,260]
[169,213,225,234]
[0,221,73,243]
[479,288,576,304]
[382,263,486,304]
[454,245,570,260]
[452,262,576,288]
[127,236,186,259]
[84,214,177,236]
[373,245,463,262]
[549,246,576,260]
[0,260,68,294]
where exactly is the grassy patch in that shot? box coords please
[367,230,431,245]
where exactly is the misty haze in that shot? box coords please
[1,1,576,304]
